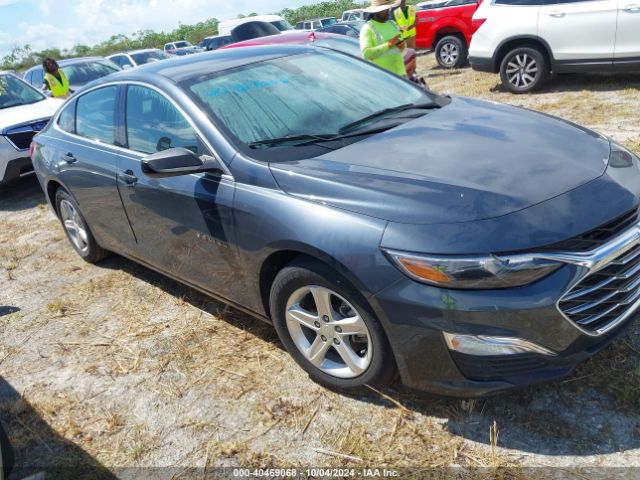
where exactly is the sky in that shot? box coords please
[0,0,313,58]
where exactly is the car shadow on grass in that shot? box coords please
[488,72,640,95]
[0,176,45,212]
[0,376,116,480]
[96,254,640,459]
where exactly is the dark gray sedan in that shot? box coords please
[31,45,640,396]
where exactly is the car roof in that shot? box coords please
[224,31,340,48]
[88,44,319,85]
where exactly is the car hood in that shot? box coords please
[270,96,611,225]
[0,97,63,131]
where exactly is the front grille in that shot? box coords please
[6,130,36,150]
[4,119,50,151]
[538,208,639,252]
[559,243,640,334]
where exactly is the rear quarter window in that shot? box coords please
[57,100,76,133]
[75,86,118,145]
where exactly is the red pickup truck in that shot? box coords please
[415,0,481,68]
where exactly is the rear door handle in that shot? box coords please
[61,152,77,164]
[549,10,566,17]
[624,4,640,11]
[118,169,138,185]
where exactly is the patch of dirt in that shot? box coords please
[1,55,640,477]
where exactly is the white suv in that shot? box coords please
[469,0,640,93]
[0,73,62,185]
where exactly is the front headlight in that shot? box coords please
[610,142,639,168]
[383,249,562,289]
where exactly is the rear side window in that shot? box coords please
[125,85,199,154]
[24,71,33,84]
[31,68,44,86]
[76,86,117,145]
[57,100,76,133]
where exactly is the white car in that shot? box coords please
[0,73,63,184]
[469,0,640,93]
[107,49,170,69]
[341,9,366,21]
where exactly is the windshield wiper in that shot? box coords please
[248,133,337,149]
[338,102,438,135]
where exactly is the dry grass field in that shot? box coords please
[1,54,640,479]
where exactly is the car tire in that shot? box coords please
[435,35,467,69]
[269,260,396,391]
[55,189,108,263]
[500,46,549,94]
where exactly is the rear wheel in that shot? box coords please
[500,47,549,93]
[435,35,467,69]
[269,261,396,391]
[55,189,108,263]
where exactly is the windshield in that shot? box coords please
[183,51,430,159]
[61,60,120,86]
[0,74,44,109]
[175,41,191,48]
[271,20,294,31]
[131,50,170,64]
[322,18,338,26]
[349,21,366,33]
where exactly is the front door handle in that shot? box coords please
[61,152,77,164]
[118,169,138,185]
[624,4,640,11]
[549,10,566,17]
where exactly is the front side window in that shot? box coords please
[0,74,45,109]
[126,85,199,155]
[76,86,117,144]
[57,100,75,133]
[184,51,429,157]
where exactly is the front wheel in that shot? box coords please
[269,261,396,391]
[500,47,549,94]
[435,35,467,69]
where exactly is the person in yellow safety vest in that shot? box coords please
[42,58,70,99]
[393,0,417,50]
[360,0,407,78]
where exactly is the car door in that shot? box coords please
[615,0,640,65]
[538,0,617,64]
[49,86,138,253]
[115,83,241,299]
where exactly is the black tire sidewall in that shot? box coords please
[55,189,104,262]
[435,35,467,69]
[269,261,395,390]
[500,47,548,94]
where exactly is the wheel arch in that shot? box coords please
[433,25,466,48]
[494,36,554,74]
[258,245,374,321]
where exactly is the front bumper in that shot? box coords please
[370,226,640,396]
[0,152,33,184]
[468,55,495,73]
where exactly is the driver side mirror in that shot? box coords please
[141,147,223,178]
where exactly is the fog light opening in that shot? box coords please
[443,332,556,356]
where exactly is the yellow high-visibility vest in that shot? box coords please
[44,70,70,98]
[393,6,417,40]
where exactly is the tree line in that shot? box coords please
[1,0,426,71]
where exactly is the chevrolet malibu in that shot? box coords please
[31,46,640,396]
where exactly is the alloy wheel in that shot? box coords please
[506,53,539,89]
[439,43,459,67]
[59,199,89,254]
[285,285,372,379]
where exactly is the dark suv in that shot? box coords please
[31,45,640,396]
